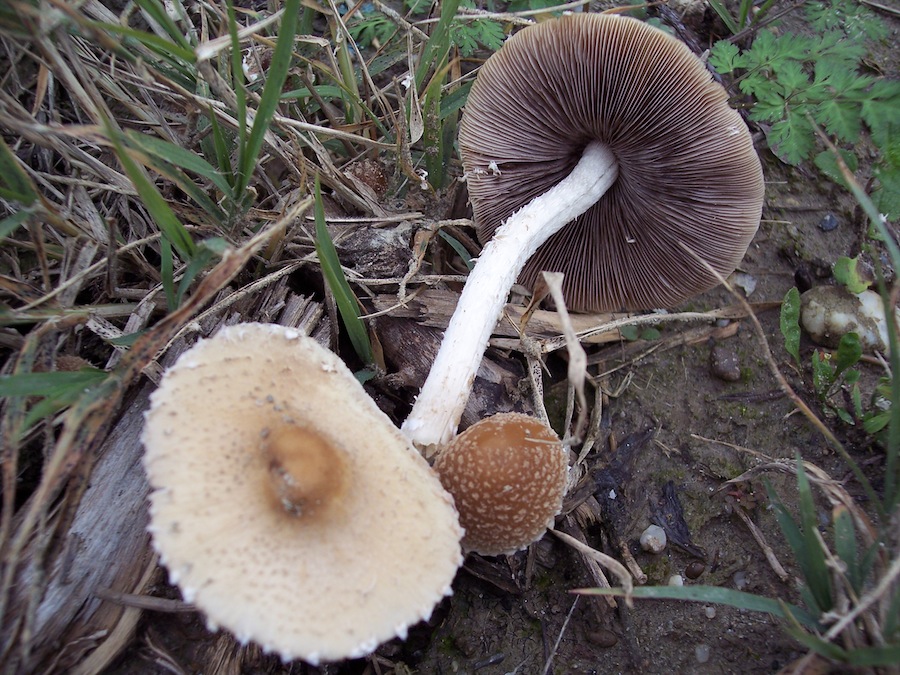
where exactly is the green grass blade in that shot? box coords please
[282,85,346,101]
[332,22,362,125]
[0,136,38,205]
[134,0,193,52]
[765,476,830,616]
[737,0,754,30]
[314,176,373,365]
[160,235,177,311]
[784,618,900,666]
[832,505,861,593]
[235,0,301,201]
[0,368,109,440]
[797,461,835,613]
[754,0,779,23]
[439,230,474,271]
[0,210,31,239]
[106,123,196,261]
[423,72,445,190]
[415,0,458,90]
[843,644,900,667]
[175,238,227,305]
[780,287,801,365]
[0,369,108,396]
[125,131,233,199]
[707,0,740,34]
[780,621,848,661]
[765,478,806,553]
[440,81,472,120]
[577,585,820,630]
[227,0,248,196]
[885,583,900,639]
[124,150,226,222]
[207,106,234,180]
[878,266,900,510]
[87,21,196,65]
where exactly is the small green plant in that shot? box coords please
[708,0,900,219]
[349,0,505,57]
[832,255,871,294]
[707,0,778,35]
[313,176,375,367]
[780,286,864,425]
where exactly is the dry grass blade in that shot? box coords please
[551,529,634,606]
[542,271,588,443]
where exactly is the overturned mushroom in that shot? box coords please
[402,13,764,452]
[433,413,568,556]
[142,323,463,665]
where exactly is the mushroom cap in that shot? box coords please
[142,323,463,665]
[433,413,568,556]
[459,13,765,312]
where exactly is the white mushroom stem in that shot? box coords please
[402,141,618,452]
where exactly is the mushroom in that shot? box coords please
[433,413,568,556]
[142,323,463,665]
[401,13,764,452]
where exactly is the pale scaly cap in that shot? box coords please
[142,323,463,664]
[434,413,568,556]
[459,13,765,312]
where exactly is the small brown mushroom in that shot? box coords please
[433,413,568,556]
[142,323,463,665]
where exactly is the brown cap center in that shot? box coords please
[263,426,347,518]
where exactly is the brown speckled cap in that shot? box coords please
[459,13,764,312]
[434,413,568,556]
[142,323,463,665]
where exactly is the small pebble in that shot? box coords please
[586,629,618,648]
[733,570,748,590]
[695,644,711,664]
[640,525,667,554]
[818,212,839,232]
[709,343,741,382]
[685,561,706,580]
[801,286,895,352]
[732,272,757,296]
[668,574,684,587]
[705,606,716,619]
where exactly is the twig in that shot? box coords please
[732,507,790,582]
[543,272,588,444]
[541,596,579,675]
[551,529,634,605]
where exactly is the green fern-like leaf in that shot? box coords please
[766,111,816,166]
[816,98,862,143]
[452,19,506,57]
[806,0,889,41]
[708,41,743,74]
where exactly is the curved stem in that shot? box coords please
[401,141,618,453]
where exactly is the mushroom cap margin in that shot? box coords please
[141,323,464,664]
[459,13,765,312]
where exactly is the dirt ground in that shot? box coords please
[103,151,877,675]
[112,56,894,675]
